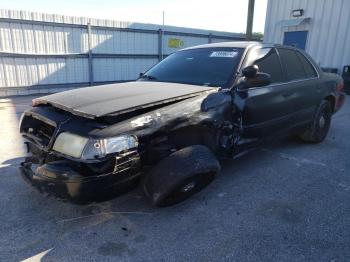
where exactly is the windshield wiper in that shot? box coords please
[140,74,157,80]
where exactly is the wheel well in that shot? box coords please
[324,95,335,113]
[169,126,217,152]
[142,126,217,166]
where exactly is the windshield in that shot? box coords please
[139,47,244,87]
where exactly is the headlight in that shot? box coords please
[81,135,138,160]
[53,133,138,160]
[53,132,89,158]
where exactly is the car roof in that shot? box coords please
[181,41,280,51]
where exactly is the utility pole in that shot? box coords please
[87,22,93,86]
[161,11,165,60]
[246,0,255,40]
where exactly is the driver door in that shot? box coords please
[234,47,294,140]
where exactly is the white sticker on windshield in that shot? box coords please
[209,51,238,58]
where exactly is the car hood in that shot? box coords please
[33,81,216,119]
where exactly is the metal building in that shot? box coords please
[0,9,244,97]
[264,0,350,74]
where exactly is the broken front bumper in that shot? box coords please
[19,157,141,204]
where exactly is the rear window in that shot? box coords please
[278,48,308,80]
[296,51,318,78]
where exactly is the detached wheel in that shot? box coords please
[143,145,220,207]
[299,100,332,143]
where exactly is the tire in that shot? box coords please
[299,100,332,143]
[143,145,221,207]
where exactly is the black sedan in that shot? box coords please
[19,42,346,206]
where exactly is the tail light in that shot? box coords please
[336,80,344,92]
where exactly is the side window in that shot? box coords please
[252,48,285,84]
[278,48,308,80]
[296,51,318,78]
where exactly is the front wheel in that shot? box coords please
[299,100,332,143]
[143,145,220,207]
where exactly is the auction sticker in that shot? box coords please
[209,51,238,58]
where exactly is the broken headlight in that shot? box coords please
[52,132,89,158]
[52,133,138,160]
[81,135,138,160]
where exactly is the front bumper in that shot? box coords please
[19,158,141,204]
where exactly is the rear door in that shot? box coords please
[277,48,321,125]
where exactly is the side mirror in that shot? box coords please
[246,72,271,88]
[139,72,145,78]
[241,65,271,88]
[242,65,259,78]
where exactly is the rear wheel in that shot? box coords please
[299,100,332,143]
[143,145,220,207]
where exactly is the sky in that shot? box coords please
[0,0,268,33]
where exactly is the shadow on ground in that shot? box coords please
[0,95,349,261]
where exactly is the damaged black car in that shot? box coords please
[19,42,346,206]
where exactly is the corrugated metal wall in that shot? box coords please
[0,9,244,92]
[264,0,350,73]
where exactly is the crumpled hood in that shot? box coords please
[33,81,216,118]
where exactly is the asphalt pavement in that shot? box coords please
[0,94,349,262]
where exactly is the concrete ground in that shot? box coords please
[0,95,349,262]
